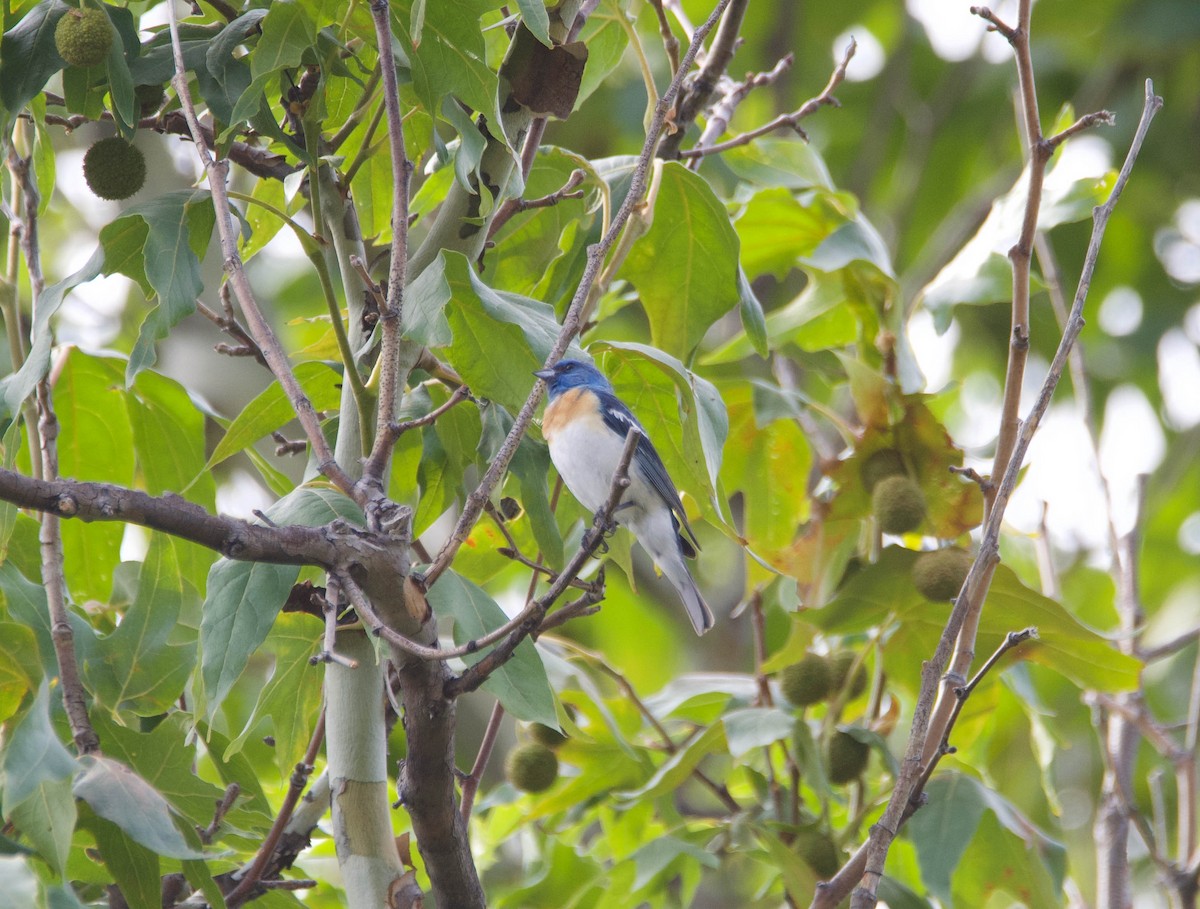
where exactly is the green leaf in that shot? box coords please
[0,681,77,809]
[426,571,557,725]
[249,1,315,81]
[226,613,323,775]
[81,810,161,909]
[734,186,849,280]
[515,0,551,46]
[574,1,627,106]
[628,836,718,891]
[392,0,499,124]
[0,622,39,726]
[120,191,217,381]
[0,563,95,683]
[6,777,75,875]
[620,162,741,359]
[199,487,362,719]
[0,246,105,423]
[0,0,70,130]
[722,707,796,758]
[754,824,821,903]
[54,352,133,600]
[920,161,1116,324]
[103,8,136,134]
[82,536,195,716]
[74,755,206,858]
[90,714,257,833]
[206,361,344,469]
[617,722,726,801]
[412,252,583,411]
[812,546,1142,694]
[737,266,769,358]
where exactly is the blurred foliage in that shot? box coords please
[0,0,1196,907]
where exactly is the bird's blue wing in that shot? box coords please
[596,390,701,555]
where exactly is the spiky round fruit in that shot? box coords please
[82,137,146,201]
[828,651,867,700]
[912,547,973,601]
[134,83,166,115]
[872,475,926,535]
[794,828,841,879]
[826,730,870,785]
[526,722,568,749]
[505,743,559,793]
[860,448,906,492]
[780,653,833,707]
[55,8,113,68]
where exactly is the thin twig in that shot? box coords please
[361,0,414,486]
[460,701,505,822]
[838,79,1161,909]
[8,136,99,756]
[680,40,854,161]
[226,710,326,907]
[164,1,355,496]
[423,0,733,589]
[381,384,472,446]
[486,169,587,240]
[198,784,241,845]
[686,54,794,170]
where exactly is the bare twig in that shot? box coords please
[685,53,793,170]
[198,784,241,845]
[680,40,854,161]
[486,168,587,240]
[164,1,354,496]
[361,0,414,486]
[460,701,505,822]
[7,138,98,756]
[379,384,472,447]
[424,0,733,589]
[840,79,1161,909]
[659,0,748,158]
[225,710,326,907]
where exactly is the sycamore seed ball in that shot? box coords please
[505,743,559,793]
[860,448,906,492]
[872,475,926,535]
[828,651,867,700]
[912,547,973,601]
[83,137,146,201]
[826,730,870,785]
[794,829,841,879]
[780,652,832,707]
[526,722,568,749]
[55,7,113,68]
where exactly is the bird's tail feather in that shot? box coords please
[660,559,713,635]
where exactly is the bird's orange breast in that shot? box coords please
[541,387,592,443]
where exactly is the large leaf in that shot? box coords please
[226,613,323,775]
[0,682,77,809]
[620,162,741,359]
[205,360,344,469]
[199,486,363,719]
[426,571,556,725]
[392,0,499,124]
[811,546,1142,693]
[0,0,69,130]
[82,536,195,716]
[406,251,584,411]
[73,755,206,859]
[95,191,216,382]
[54,352,134,601]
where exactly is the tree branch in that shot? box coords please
[842,78,1162,909]
[680,40,854,161]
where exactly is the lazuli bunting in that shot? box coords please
[535,359,715,635]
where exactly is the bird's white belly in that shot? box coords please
[547,417,652,519]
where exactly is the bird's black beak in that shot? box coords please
[533,368,556,381]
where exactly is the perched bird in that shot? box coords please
[535,359,714,635]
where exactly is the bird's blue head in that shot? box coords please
[534,359,611,400]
